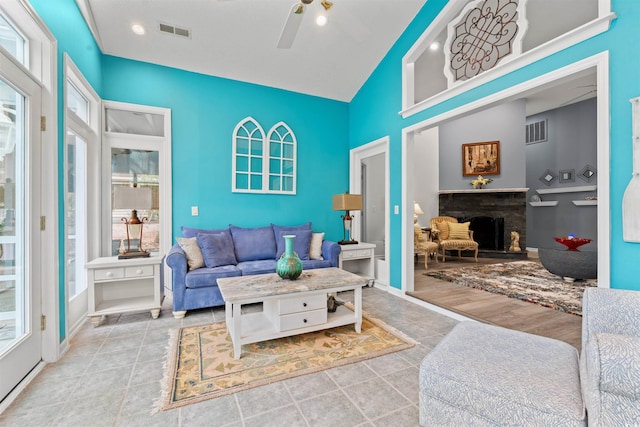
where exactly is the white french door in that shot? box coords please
[0,48,42,402]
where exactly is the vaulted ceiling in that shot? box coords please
[76,0,428,102]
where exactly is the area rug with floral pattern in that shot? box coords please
[158,305,416,411]
[422,261,597,316]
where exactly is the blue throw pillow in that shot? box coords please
[196,232,238,268]
[271,222,312,236]
[275,229,313,260]
[229,225,277,262]
[181,226,231,240]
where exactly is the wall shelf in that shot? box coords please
[529,201,559,207]
[536,185,597,195]
[572,200,598,206]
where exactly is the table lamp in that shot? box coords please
[113,184,152,259]
[332,191,362,245]
[414,202,424,224]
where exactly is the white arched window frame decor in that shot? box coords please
[400,0,615,118]
[232,117,297,194]
[267,122,297,194]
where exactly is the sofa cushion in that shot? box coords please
[274,229,313,260]
[176,237,205,270]
[236,260,277,276]
[197,232,237,268]
[272,222,312,235]
[309,232,324,260]
[229,225,277,262]
[184,265,242,289]
[182,226,232,240]
[301,259,332,270]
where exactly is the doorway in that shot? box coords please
[351,137,390,286]
[402,55,610,293]
[0,47,43,403]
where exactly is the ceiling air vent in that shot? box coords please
[525,119,548,145]
[159,23,190,38]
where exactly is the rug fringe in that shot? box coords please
[153,326,182,414]
[159,303,417,411]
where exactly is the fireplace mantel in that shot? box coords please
[439,188,529,195]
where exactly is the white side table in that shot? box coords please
[86,255,164,327]
[338,242,376,285]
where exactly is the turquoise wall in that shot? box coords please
[350,0,640,290]
[29,0,103,341]
[101,56,350,241]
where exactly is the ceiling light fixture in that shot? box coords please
[430,42,440,51]
[131,24,145,35]
[316,15,327,26]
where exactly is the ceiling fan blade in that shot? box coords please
[277,3,304,49]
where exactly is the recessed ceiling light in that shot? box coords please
[316,15,327,26]
[430,42,440,51]
[132,24,146,35]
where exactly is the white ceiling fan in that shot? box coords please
[277,0,333,49]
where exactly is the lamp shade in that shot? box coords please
[113,186,152,210]
[414,202,424,215]
[332,193,362,211]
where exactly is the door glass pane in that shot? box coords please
[105,108,164,137]
[66,131,86,298]
[0,14,26,66]
[111,148,159,254]
[0,80,25,353]
[66,82,89,124]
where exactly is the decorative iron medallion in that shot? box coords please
[449,0,520,82]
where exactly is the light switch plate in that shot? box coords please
[394,205,399,215]
[191,206,199,216]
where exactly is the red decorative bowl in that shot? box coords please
[554,237,592,251]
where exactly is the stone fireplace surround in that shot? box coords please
[438,188,528,256]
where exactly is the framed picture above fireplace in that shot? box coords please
[462,141,500,177]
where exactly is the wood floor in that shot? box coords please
[409,254,583,349]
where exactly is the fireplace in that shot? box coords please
[439,188,527,256]
[459,216,505,250]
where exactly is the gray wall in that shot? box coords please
[525,98,598,249]
[439,100,526,189]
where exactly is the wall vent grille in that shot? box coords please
[526,119,548,144]
[159,23,190,38]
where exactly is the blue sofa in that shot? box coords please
[165,223,341,318]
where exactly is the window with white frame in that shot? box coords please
[402,0,614,116]
[232,117,297,194]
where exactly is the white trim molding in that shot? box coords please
[401,52,611,293]
[401,0,615,118]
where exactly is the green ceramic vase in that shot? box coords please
[276,235,303,280]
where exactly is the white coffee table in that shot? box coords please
[218,267,367,359]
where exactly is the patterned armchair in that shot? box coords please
[414,224,438,270]
[429,216,478,263]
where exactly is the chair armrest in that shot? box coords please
[321,240,341,267]
[582,333,640,424]
[582,288,640,347]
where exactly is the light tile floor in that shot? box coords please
[0,286,458,427]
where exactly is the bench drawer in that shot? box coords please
[278,294,326,315]
[279,308,327,332]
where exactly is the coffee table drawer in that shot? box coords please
[278,294,326,315]
[279,308,327,332]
